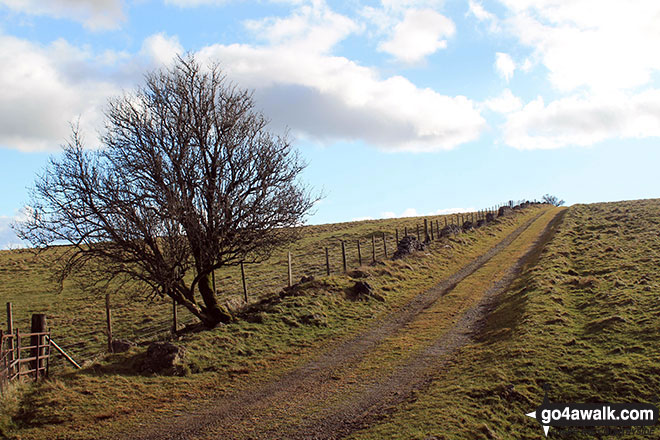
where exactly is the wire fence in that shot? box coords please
[6,199,539,368]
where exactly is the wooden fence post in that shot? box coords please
[172,298,177,334]
[341,241,347,273]
[445,217,447,227]
[382,233,387,258]
[357,241,362,266]
[424,219,429,241]
[430,222,434,240]
[404,226,408,237]
[325,247,330,275]
[416,225,420,241]
[15,329,20,380]
[372,234,376,262]
[241,262,248,304]
[30,314,46,379]
[287,251,292,287]
[395,228,399,243]
[6,303,13,377]
[105,294,113,353]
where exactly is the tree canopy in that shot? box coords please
[18,55,317,327]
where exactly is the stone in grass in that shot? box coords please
[392,235,426,259]
[439,224,461,237]
[143,341,187,376]
[347,281,385,302]
[111,339,136,353]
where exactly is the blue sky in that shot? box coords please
[1,0,660,248]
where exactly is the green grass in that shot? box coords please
[349,199,660,440]
[0,207,547,439]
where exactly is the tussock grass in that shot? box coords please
[350,199,660,440]
[0,207,547,439]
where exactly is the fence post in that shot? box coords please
[430,222,434,240]
[325,247,330,275]
[287,251,292,287]
[372,234,376,262]
[30,314,46,379]
[341,241,347,273]
[106,293,113,353]
[34,333,40,381]
[357,240,362,266]
[172,298,177,334]
[416,225,420,241]
[395,228,399,243]
[382,232,387,258]
[241,262,248,304]
[445,217,447,227]
[404,226,408,237]
[15,329,20,380]
[6,303,13,378]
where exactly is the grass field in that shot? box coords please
[0,210,486,363]
[0,205,544,439]
[349,198,660,439]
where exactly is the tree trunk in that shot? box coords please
[197,272,233,327]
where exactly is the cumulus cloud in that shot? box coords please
[503,90,660,149]
[378,8,455,63]
[472,1,660,149]
[495,52,515,82]
[428,207,474,215]
[0,32,183,152]
[483,89,522,114]
[0,0,125,30]
[197,3,484,152]
[500,0,660,93]
[0,207,31,250]
[0,2,484,154]
[467,0,499,31]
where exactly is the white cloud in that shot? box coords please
[0,208,31,250]
[381,211,397,219]
[495,52,515,82]
[503,90,660,150]
[378,8,455,63]
[197,4,484,152]
[244,2,360,54]
[140,33,184,66]
[0,2,485,154]
[0,0,125,30]
[483,89,522,114]
[467,0,499,31]
[0,32,186,152]
[0,35,120,152]
[499,0,660,93]
[428,207,474,215]
[400,208,419,217]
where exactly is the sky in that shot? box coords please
[1,0,660,248]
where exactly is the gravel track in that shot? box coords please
[130,209,562,440]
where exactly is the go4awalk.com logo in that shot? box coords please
[525,385,658,437]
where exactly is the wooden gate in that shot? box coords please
[0,329,51,393]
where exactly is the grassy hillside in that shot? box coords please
[350,198,660,439]
[0,210,483,362]
[0,205,546,439]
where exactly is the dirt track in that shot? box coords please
[131,208,564,440]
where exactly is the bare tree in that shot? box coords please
[542,194,565,206]
[16,55,317,327]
